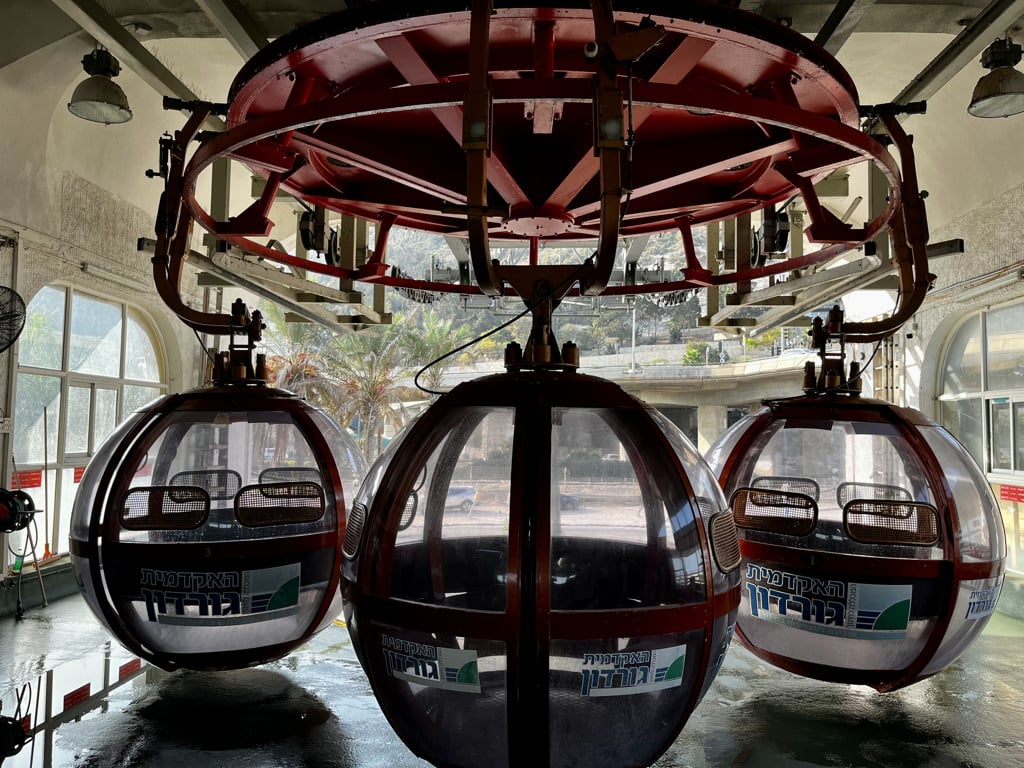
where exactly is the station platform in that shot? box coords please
[1,593,1021,767]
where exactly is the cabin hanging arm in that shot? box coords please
[843,111,934,343]
[152,101,237,336]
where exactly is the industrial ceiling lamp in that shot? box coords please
[67,48,133,125]
[968,37,1024,118]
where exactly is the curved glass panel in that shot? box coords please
[650,408,729,514]
[71,406,155,541]
[113,409,335,548]
[705,408,765,477]
[941,314,982,395]
[551,408,708,609]
[718,416,941,559]
[921,425,1006,563]
[387,407,513,611]
[125,308,163,382]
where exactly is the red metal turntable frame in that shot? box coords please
[152,0,931,343]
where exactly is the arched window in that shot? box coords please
[938,314,983,464]
[939,302,1024,574]
[12,286,167,560]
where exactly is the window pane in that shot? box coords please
[990,399,1012,472]
[125,309,161,382]
[940,314,983,395]
[124,384,161,414]
[14,373,61,464]
[94,387,118,449]
[1016,403,1024,472]
[986,303,1024,391]
[553,409,645,544]
[551,408,708,609]
[69,293,122,376]
[942,313,983,393]
[66,385,91,454]
[940,398,984,466]
[381,408,512,612]
[20,286,65,370]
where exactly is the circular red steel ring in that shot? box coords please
[183,83,902,295]
[227,3,860,126]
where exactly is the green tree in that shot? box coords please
[745,327,781,355]
[401,307,474,394]
[329,326,419,461]
[681,341,726,365]
[259,302,339,408]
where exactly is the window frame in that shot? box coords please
[939,301,1024,576]
[11,286,168,559]
[938,303,1024,477]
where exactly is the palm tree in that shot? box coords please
[401,307,475,395]
[328,325,420,462]
[258,301,339,407]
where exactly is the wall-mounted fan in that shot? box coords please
[0,286,26,353]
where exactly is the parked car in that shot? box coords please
[445,485,478,512]
[559,493,581,511]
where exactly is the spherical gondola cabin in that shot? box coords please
[707,391,1006,692]
[341,369,741,768]
[70,384,365,671]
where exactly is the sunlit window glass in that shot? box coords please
[20,286,65,370]
[66,385,91,454]
[985,303,1024,391]
[94,387,118,448]
[940,315,982,395]
[69,293,122,376]
[13,286,167,561]
[125,309,161,382]
[939,398,983,466]
[124,384,162,414]
[990,399,1012,472]
[14,374,61,464]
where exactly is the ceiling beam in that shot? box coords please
[50,0,225,130]
[737,0,768,14]
[193,0,268,60]
[623,236,651,266]
[814,0,877,56]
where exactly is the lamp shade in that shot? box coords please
[966,38,1024,119]
[968,66,1024,118]
[68,74,133,124]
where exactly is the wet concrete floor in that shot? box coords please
[1,594,1022,767]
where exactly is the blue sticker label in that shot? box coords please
[580,645,686,697]
[139,563,301,626]
[382,636,481,693]
[745,563,911,640]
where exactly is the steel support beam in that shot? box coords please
[194,0,268,60]
[814,0,877,56]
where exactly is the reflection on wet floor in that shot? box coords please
[2,595,1022,767]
